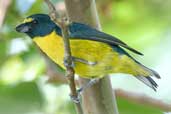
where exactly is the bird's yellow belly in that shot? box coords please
[33,31,139,78]
[70,40,120,78]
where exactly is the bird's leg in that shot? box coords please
[77,78,100,95]
[70,78,100,103]
[72,56,97,66]
[64,56,97,68]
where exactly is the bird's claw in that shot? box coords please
[63,57,75,68]
[70,94,80,103]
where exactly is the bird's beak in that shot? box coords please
[16,23,30,33]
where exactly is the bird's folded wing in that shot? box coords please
[68,22,143,55]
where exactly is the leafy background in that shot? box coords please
[0,0,170,114]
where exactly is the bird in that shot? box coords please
[16,14,160,91]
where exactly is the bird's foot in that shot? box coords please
[70,79,100,103]
[69,94,80,103]
[77,78,100,95]
[63,57,75,68]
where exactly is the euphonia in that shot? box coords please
[16,14,160,91]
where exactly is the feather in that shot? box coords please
[68,22,143,55]
[135,76,158,91]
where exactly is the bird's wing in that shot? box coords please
[68,22,143,55]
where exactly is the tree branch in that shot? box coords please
[115,89,171,112]
[44,0,83,114]
[46,70,171,112]
[44,0,61,24]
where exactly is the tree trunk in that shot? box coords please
[64,0,119,114]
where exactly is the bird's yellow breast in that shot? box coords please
[33,31,65,67]
[33,31,147,78]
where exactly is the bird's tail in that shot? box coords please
[134,61,161,91]
[135,76,158,91]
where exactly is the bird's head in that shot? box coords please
[16,14,60,38]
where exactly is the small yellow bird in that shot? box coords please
[16,14,160,91]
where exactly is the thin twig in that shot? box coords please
[115,89,171,112]
[0,0,11,28]
[44,0,83,114]
[61,19,83,114]
[44,0,61,25]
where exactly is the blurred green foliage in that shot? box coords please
[0,0,170,113]
[0,82,43,114]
